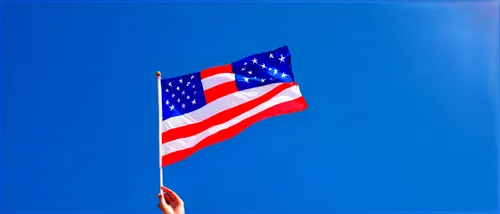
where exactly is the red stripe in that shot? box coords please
[162,82,297,144]
[161,96,307,167]
[203,81,239,104]
[200,64,232,79]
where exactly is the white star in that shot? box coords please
[186,82,191,86]
[242,67,246,71]
[261,78,266,83]
[192,99,196,105]
[192,85,195,88]
[168,82,172,87]
[260,63,266,69]
[191,75,195,79]
[169,105,175,111]
[248,71,252,75]
[194,91,197,95]
[172,93,175,98]
[177,98,181,103]
[252,58,258,64]
[244,62,248,65]
[244,77,249,83]
[165,88,169,93]
[182,90,185,95]
[279,54,285,63]
[166,100,170,105]
[179,79,183,84]
[269,53,274,58]
[182,103,186,109]
[281,73,288,78]
[186,95,190,100]
[273,68,278,75]
[176,86,180,91]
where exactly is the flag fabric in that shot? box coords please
[159,46,307,167]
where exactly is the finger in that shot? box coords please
[159,191,178,208]
[162,193,176,205]
[157,194,173,213]
[158,203,174,214]
[161,186,184,205]
[157,194,165,205]
[162,193,178,207]
[161,186,181,202]
[158,193,172,206]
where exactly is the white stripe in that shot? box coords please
[161,82,285,132]
[201,73,235,90]
[161,85,302,155]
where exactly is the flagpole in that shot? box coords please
[156,71,164,196]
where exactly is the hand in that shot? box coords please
[157,186,185,214]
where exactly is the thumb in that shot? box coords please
[157,193,171,212]
[158,193,170,203]
[157,193,165,202]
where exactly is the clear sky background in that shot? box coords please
[1,1,499,213]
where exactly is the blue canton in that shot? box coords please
[231,46,293,91]
[161,72,206,120]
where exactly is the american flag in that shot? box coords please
[158,46,307,166]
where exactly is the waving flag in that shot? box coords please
[157,46,307,167]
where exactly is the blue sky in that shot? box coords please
[1,1,499,213]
